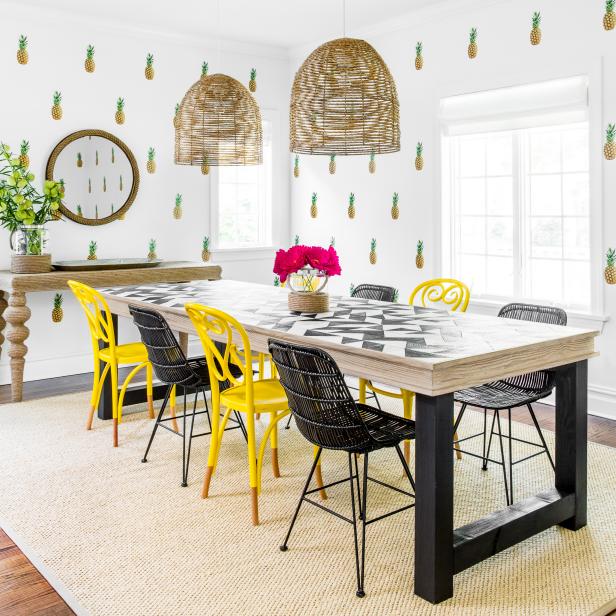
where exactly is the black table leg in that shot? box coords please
[414,392,454,604]
[97,314,118,420]
[555,360,587,530]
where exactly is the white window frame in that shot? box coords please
[210,108,278,253]
[439,76,605,320]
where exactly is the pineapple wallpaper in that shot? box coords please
[369,238,377,265]
[16,34,28,65]
[416,240,424,269]
[85,45,95,72]
[115,97,125,124]
[347,192,356,219]
[51,293,64,323]
[147,147,156,174]
[294,155,300,178]
[145,53,155,80]
[605,124,616,160]
[530,12,542,45]
[391,192,399,220]
[368,152,376,174]
[605,0,615,30]
[249,68,257,93]
[51,91,62,120]
[173,193,183,220]
[606,249,616,284]
[310,192,318,219]
[415,143,424,170]
[147,238,157,260]
[202,236,211,262]
[87,240,97,260]
[415,41,423,70]
[19,140,30,168]
[468,27,478,58]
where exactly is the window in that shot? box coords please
[211,118,273,249]
[441,78,593,312]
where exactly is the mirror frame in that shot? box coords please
[45,129,140,225]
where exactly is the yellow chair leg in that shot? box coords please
[359,378,367,404]
[110,361,119,448]
[88,357,102,430]
[169,385,179,433]
[314,444,327,500]
[202,390,221,499]
[245,410,259,526]
[256,410,289,490]
[146,363,154,419]
[118,362,149,423]
[270,411,280,478]
[255,355,265,421]
[88,362,110,430]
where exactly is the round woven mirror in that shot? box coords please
[46,129,139,225]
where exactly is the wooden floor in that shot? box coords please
[0,372,615,615]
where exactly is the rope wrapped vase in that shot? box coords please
[274,245,341,314]
[290,37,400,156]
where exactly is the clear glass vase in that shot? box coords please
[287,266,329,293]
[11,225,49,256]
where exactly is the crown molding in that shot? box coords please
[288,0,510,61]
[4,0,290,62]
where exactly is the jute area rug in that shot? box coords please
[0,392,614,616]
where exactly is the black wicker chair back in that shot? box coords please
[268,340,373,451]
[498,302,567,392]
[129,305,205,389]
[351,284,396,302]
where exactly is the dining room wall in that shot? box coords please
[289,0,616,418]
[0,2,290,384]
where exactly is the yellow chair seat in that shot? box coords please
[220,378,287,413]
[98,342,148,363]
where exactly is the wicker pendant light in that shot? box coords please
[175,72,262,167]
[290,36,400,156]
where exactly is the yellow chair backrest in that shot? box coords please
[68,280,117,348]
[409,278,470,313]
[185,303,254,404]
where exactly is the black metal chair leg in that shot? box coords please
[394,443,416,491]
[527,403,555,470]
[141,386,172,463]
[181,387,188,486]
[284,414,294,430]
[495,410,511,506]
[347,452,363,598]
[280,448,322,551]
[508,408,514,504]
[358,452,369,598]
[483,410,498,471]
[353,453,363,520]
[482,408,488,468]
[452,402,467,457]
[182,389,199,487]
[201,388,213,434]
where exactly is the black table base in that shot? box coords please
[414,360,587,604]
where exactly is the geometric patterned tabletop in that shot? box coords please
[100,279,596,364]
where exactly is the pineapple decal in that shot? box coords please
[605,0,615,30]
[77,152,83,168]
[88,178,92,193]
[310,192,318,219]
[202,61,209,77]
[605,249,616,284]
[249,68,257,93]
[147,239,157,261]
[85,45,95,72]
[173,103,180,128]
[391,192,400,220]
[369,239,377,265]
[605,124,616,160]
[51,91,63,120]
[392,289,399,303]
[530,12,542,45]
[115,98,125,125]
[119,175,123,191]
[77,205,83,216]
[415,41,423,70]
[95,150,99,166]
[329,154,336,175]
[201,154,210,175]
[16,35,28,65]
[51,293,64,323]
[274,275,281,287]
[293,155,300,178]
[103,176,107,192]
[416,240,425,269]
[95,205,99,219]
[468,28,478,59]
[294,234,300,246]
[173,193,183,220]
[87,241,97,261]
[348,192,356,219]
[368,151,376,174]
[349,283,355,296]
[329,236,335,248]
[145,53,154,80]
[111,148,115,163]
[415,142,424,170]
[19,141,30,168]
[202,236,210,262]
[146,148,156,174]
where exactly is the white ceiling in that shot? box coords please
[15,0,442,49]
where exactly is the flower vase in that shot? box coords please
[10,225,52,273]
[287,266,329,313]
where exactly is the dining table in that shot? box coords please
[98,278,598,604]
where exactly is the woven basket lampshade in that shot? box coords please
[290,37,400,156]
[175,73,262,166]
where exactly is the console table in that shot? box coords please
[0,261,222,403]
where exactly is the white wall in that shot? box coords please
[1,3,290,383]
[290,0,616,418]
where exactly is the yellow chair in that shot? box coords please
[359,278,470,462]
[185,303,290,526]
[68,280,155,447]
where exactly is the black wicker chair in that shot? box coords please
[129,305,246,487]
[453,302,565,505]
[351,283,397,302]
[269,338,415,599]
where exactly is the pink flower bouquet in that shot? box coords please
[273,244,341,286]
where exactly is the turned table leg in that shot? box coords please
[5,291,31,402]
[0,291,8,360]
